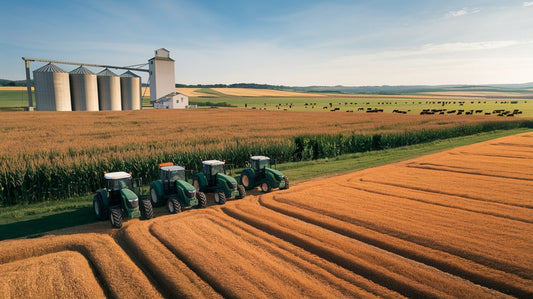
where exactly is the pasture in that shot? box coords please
[0,132,531,298]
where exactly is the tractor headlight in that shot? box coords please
[228,182,237,189]
[127,198,139,209]
[185,190,196,198]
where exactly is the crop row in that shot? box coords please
[1,119,532,205]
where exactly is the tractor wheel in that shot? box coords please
[150,187,161,207]
[260,182,272,193]
[167,197,181,214]
[237,185,246,199]
[141,199,154,220]
[110,206,123,228]
[214,192,226,205]
[282,177,290,190]
[93,194,107,220]
[241,174,250,188]
[193,179,200,191]
[196,192,207,209]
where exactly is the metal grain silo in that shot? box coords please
[33,63,71,111]
[120,71,141,110]
[69,66,98,111]
[97,68,121,111]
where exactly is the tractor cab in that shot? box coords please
[105,171,136,206]
[160,164,186,181]
[202,160,226,184]
[250,156,271,173]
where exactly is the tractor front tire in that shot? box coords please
[196,192,207,209]
[214,192,226,205]
[141,199,154,219]
[237,185,246,199]
[93,194,107,220]
[241,174,250,189]
[261,182,272,193]
[110,206,123,228]
[167,198,181,214]
[282,177,290,190]
[150,187,162,207]
[193,179,200,191]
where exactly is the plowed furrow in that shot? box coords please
[223,200,509,298]
[405,164,533,181]
[258,195,533,298]
[272,186,533,279]
[148,209,390,298]
[339,181,532,223]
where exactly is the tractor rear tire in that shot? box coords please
[282,177,290,190]
[237,185,246,199]
[110,206,122,228]
[167,198,181,214]
[214,192,226,205]
[261,182,272,193]
[141,199,154,219]
[93,194,107,220]
[196,192,207,209]
[241,174,250,188]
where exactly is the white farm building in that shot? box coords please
[149,48,191,109]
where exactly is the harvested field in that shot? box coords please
[1,132,532,298]
[210,88,324,97]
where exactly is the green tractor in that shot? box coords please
[149,162,207,213]
[240,156,289,192]
[93,171,153,228]
[193,160,246,204]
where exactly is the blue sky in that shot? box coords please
[1,0,532,85]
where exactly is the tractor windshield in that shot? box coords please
[210,164,225,176]
[168,170,185,181]
[252,159,270,170]
[108,178,133,191]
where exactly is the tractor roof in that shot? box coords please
[104,171,131,180]
[161,165,185,172]
[251,155,270,161]
[202,160,224,166]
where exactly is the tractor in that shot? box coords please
[193,160,246,204]
[149,162,207,213]
[93,171,153,228]
[240,156,289,192]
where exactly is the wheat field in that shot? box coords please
[0,132,531,298]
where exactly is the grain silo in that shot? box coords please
[120,71,141,110]
[33,63,72,111]
[69,66,98,111]
[97,68,121,111]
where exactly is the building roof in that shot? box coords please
[70,66,94,75]
[34,63,67,73]
[202,160,225,166]
[160,165,185,172]
[97,68,118,77]
[120,70,140,77]
[251,156,270,161]
[104,171,131,180]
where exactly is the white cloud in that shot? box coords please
[446,7,480,17]
[524,2,533,7]
[448,9,467,17]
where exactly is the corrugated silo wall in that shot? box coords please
[33,70,71,111]
[97,74,122,111]
[70,73,99,111]
[120,76,141,110]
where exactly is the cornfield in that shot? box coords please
[0,109,531,205]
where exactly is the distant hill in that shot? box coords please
[3,78,532,94]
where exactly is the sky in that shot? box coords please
[1,0,532,86]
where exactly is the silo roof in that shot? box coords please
[70,66,94,75]
[120,71,139,77]
[97,68,118,76]
[34,63,67,73]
